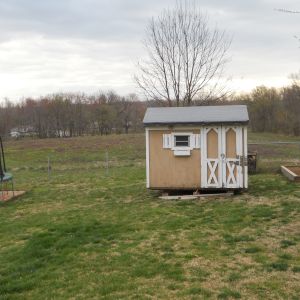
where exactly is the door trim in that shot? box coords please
[201,126,223,188]
[201,125,244,189]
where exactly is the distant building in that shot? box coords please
[10,126,37,138]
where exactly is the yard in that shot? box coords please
[0,132,300,299]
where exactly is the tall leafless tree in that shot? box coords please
[135,2,231,106]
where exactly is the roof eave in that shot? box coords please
[143,121,249,127]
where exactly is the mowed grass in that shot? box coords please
[0,132,300,299]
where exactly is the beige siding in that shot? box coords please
[206,129,219,182]
[149,130,201,189]
[225,128,237,178]
[226,128,236,158]
[148,125,246,190]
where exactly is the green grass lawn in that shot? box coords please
[0,133,300,299]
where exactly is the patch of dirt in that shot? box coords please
[233,254,258,267]
[124,196,133,203]
[6,134,145,152]
[238,270,300,297]
[249,144,283,157]
[273,219,300,237]
[238,195,281,206]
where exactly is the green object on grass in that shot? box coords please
[1,172,13,182]
[0,136,14,196]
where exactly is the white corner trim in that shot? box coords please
[200,127,206,188]
[217,126,223,188]
[243,126,248,189]
[146,128,150,188]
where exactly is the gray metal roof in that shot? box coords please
[143,105,249,125]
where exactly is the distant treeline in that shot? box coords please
[0,84,299,138]
[233,84,300,136]
[0,92,147,138]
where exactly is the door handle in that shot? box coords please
[220,153,225,160]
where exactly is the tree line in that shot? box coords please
[0,92,147,138]
[233,84,300,136]
[0,82,299,138]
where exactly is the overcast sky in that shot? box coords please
[0,0,299,102]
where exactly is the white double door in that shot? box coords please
[201,126,244,189]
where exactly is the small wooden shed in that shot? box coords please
[143,105,249,191]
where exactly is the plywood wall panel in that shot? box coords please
[226,129,236,158]
[226,128,237,178]
[207,129,218,159]
[149,130,201,189]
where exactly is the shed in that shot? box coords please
[143,105,249,190]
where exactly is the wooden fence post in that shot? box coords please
[48,156,51,180]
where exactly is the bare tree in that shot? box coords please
[135,2,231,106]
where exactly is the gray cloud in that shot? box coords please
[0,0,160,41]
[0,0,299,100]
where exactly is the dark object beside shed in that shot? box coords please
[248,151,257,174]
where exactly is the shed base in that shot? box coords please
[159,191,234,200]
[157,188,246,200]
[149,187,246,193]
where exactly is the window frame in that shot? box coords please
[171,132,193,151]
